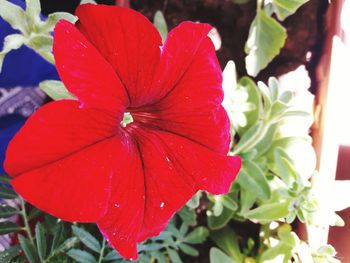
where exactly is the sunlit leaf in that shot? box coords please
[209,247,236,263]
[153,10,168,43]
[268,0,309,21]
[245,10,286,77]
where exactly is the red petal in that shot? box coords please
[5,100,119,221]
[97,127,241,259]
[75,4,162,106]
[134,24,229,154]
[53,20,128,113]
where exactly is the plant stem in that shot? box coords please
[19,197,35,247]
[97,239,106,263]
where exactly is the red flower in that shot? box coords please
[4,4,241,260]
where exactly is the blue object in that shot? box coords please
[0,0,59,174]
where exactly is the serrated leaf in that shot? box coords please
[245,10,287,77]
[72,225,101,253]
[67,249,97,263]
[153,10,168,43]
[0,245,21,263]
[0,0,27,32]
[167,248,182,263]
[269,0,309,21]
[179,243,199,257]
[184,227,209,244]
[18,234,38,263]
[244,200,290,222]
[211,227,243,263]
[35,223,47,261]
[237,161,271,200]
[0,221,22,235]
[39,80,76,100]
[209,247,236,263]
[0,205,20,218]
[208,207,234,230]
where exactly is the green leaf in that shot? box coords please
[151,250,167,263]
[0,221,22,235]
[72,225,101,253]
[178,206,197,226]
[268,0,309,21]
[209,247,236,263]
[208,207,234,230]
[0,0,27,32]
[153,10,168,43]
[67,249,97,263]
[18,234,38,263]
[240,187,257,213]
[39,80,76,100]
[211,227,243,263]
[28,34,53,52]
[237,77,261,135]
[0,34,26,72]
[245,10,287,77]
[0,186,17,199]
[25,0,41,22]
[186,191,202,209]
[0,174,11,184]
[237,161,271,200]
[41,12,77,32]
[244,200,290,222]
[104,250,121,261]
[167,248,183,263]
[184,226,209,244]
[80,0,97,4]
[0,205,20,218]
[179,243,199,257]
[0,245,21,263]
[221,195,238,212]
[253,124,278,158]
[51,222,65,251]
[233,122,264,154]
[35,223,47,261]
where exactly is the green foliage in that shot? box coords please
[153,10,168,43]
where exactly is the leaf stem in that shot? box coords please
[97,239,106,263]
[19,197,35,248]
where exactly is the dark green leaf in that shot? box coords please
[67,249,97,263]
[209,247,236,263]
[151,250,167,263]
[35,223,47,261]
[0,205,20,218]
[18,234,38,263]
[72,225,101,253]
[245,10,287,77]
[0,221,22,235]
[0,186,17,199]
[179,243,199,257]
[178,206,196,226]
[184,227,209,244]
[208,207,234,230]
[51,222,65,251]
[0,175,11,185]
[211,227,243,263]
[0,245,21,263]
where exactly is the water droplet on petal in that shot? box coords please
[160,202,165,208]
[114,203,120,208]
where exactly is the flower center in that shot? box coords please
[121,112,134,127]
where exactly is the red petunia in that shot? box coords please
[4,4,241,260]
